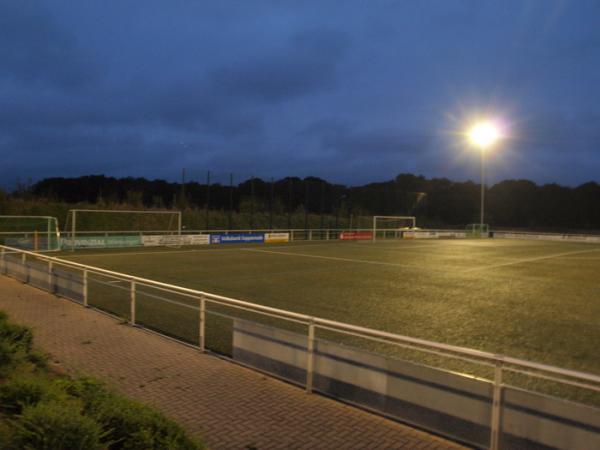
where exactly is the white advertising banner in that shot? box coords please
[493,232,600,243]
[141,234,210,247]
[404,231,466,239]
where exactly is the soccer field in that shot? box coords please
[59,238,600,376]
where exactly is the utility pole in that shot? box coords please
[269,177,274,230]
[228,173,233,230]
[205,170,211,230]
[180,168,186,209]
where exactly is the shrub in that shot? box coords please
[0,341,14,369]
[62,377,110,410]
[0,420,15,450]
[25,350,48,369]
[0,376,63,415]
[92,395,201,450]
[0,320,33,353]
[11,401,106,450]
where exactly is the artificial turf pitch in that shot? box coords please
[57,237,600,378]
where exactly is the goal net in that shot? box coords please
[0,216,61,251]
[64,209,182,239]
[466,223,489,238]
[372,216,416,242]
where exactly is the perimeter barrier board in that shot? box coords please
[5,237,56,251]
[403,231,467,239]
[0,252,83,302]
[493,231,600,243]
[61,235,142,249]
[340,231,373,241]
[26,258,51,291]
[141,234,209,247]
[52,267,84,303]
[3,253,28,282]
[210,233,264,244]
[264,233,290,243]
[233,319,600,450]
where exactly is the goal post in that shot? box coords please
[65,209,182,240]
[372,216,416,242]
[0,216,61,251]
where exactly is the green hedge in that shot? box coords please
[0,311,204,450]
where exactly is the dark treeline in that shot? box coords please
[12,174,600,231]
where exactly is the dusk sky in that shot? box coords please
[2,0,600,188]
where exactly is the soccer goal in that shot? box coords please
[372,216,416,242]
[0,216,61,251]
[466,223,490,238]
[64,209,182,240]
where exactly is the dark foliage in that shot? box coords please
[21,173,600,231]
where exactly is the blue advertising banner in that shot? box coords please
[210,233,264,244]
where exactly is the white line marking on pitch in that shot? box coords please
[465,247,600,272]
[346,242,446,252]
[240,248,435,270]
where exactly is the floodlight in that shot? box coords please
[468,122,499,149]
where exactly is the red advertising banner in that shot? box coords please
[340,231,373,241]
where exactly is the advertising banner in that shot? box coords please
[264,233,290,243]
[141,234,209,247]
[339,231,373,241]
[493,232,600,243]
[210,233,265,244]
[403,231,466,239]
[61,236,142,249]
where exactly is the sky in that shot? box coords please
[1,0,600,188]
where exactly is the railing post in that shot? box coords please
[199,295,206,352]
[290,230,295,242]
[306,320,316,393]
[82,269,88,307]
[130,280,136,325]
[22,253,29,283]
[326,229,330,240]
[308,229,312,241]
[0,248,5,274]
[490,360,504,450]
[47,261,54,293]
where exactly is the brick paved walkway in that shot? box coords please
[0,276,467,450]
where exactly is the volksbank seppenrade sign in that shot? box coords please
[210,233,264,244]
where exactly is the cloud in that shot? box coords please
[1,1,600,189]
[0,1,98,89]
[210,29,349,102]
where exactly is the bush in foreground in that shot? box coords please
[0,311,204,450]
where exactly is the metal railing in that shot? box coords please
[0,243,599,449]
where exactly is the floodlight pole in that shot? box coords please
[480,149,485,229]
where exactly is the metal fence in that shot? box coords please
[61,227,454,241]
[0,244,599,449]
[63,227,364,239]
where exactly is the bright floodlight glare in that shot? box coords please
[468,122,499,149]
